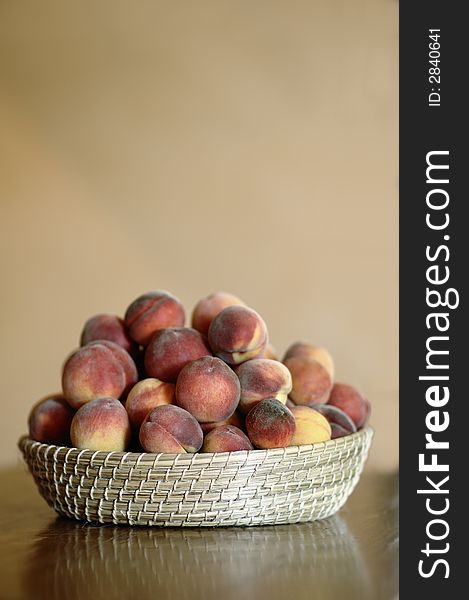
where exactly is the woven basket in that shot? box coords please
[19,426,373,527]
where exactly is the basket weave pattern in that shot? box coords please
[19,427,372,527]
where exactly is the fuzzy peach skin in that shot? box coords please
[89,340,138,394]
[200,411,245,435]
[145,327,211,383]
[202,425,253,452]
[289,406,331,446]
[245,398,295,449]
[237,358,292,415]
[327,383,371,429]
[139,405,203,453]
[175,356,240,423]
[283,342,334,379]
[124,291,185,346]
[208,305,268,365]
[80,314,137,356]
[191,292,245,336]
[330,423,352,439]
[28,394,75,445]
[125,378,175,431]
[259,343,278,361]
[70,397,131,451]
[62,341,138,409]
[283,356,332,406]
[315,404,357,439]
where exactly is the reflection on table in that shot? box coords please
[0,469,398,600]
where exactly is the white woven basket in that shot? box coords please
[19,426,373,527]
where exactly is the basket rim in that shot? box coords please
[18,425,373,460]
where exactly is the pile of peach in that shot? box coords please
[28,291,370,454]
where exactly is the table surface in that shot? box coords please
[0,466,398,600]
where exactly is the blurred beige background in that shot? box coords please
[0,0,397,469]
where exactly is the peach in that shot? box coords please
[260,343,278,360]
[89,340,138,393]
[139,405,203,453]
[175,356,240,423]
[145,327,211,382]
[125,378,175,431]
[125,291,185,346]
[283,356,332,406]
[28,394,75,445]
[245,398,295,449]
[327,383,371,429]
[191,292,245,336]
[286,398,295,409]
[331,423,353,439]
[283,342,334,379]
[315,404,357,438]
[289,406,331,446]
[62,341,138,409]
[237,358,292,414]
[70,397,131,451]
[200,411,245,435]
[208,305,268,365]
[80,314,136,356]
[202,425,253,452]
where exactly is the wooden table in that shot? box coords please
[0,467,398,600]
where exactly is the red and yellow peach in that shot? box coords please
[176,356,240,423]
[191,292,245,336]
[28,394,75,445]
[62,341,138,409]
[80,314,136,356]
[245,398,295,449]
[260,343,278,361]
[202,425,253,452]
[70,397,131,451]
[289,406,331,446]
[283,342,334,379]
[237,358,292,414]
[125,291,185,346]
[283,356,332,406]
[139,405,203,453]
[144,327,211,382]
[208,305,268,365]
[125,378,175,431]
[327,383,370,429]
[315,404,357,438]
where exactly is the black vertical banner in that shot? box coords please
[400,1,465,597]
